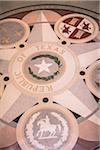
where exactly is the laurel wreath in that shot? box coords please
[28,54,62,81]
[25,112,69,149]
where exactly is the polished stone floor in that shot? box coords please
[0,1,99,150]
[0,139,99,150]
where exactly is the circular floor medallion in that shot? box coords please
[85,60,100,98]
[54,13,99,43]
[23,51,65,84]
[0,4,99,150]
[0,18,30,48]
[9,42,79,96]
[16,103,79,150]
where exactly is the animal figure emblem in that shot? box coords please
[37,115,61,139]
[62,25,71,34]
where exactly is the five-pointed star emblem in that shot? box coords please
[0,11,99,127]
[34,59,53,74]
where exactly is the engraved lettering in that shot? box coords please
[17,54,26,62]
[32,85,39,92]
[46,85,53,92]
[14,72,23,79]
[39,86,44,92]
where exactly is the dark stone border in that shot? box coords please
[0,3,99,20]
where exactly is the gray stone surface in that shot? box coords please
[0,1,99,15]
